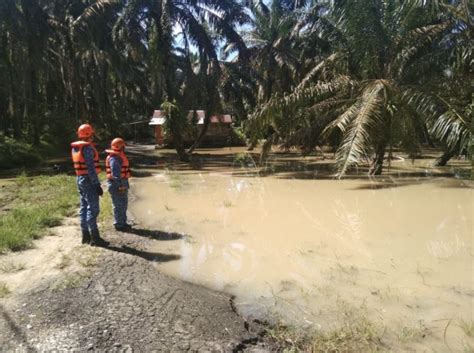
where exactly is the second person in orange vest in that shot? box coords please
[105,138,132,231]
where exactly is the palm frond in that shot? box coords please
[251,75,354,129]
[296,53,340,91]
[441,2,472,25]
[394,22,450,76]
[336,81,386,177]
[401,88,439,124]
[73,0,119,34]
[430,108,471,150]
[322,100,361,137]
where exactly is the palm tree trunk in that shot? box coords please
[188,61,220,153]
[30,67,40,146]
[422,124,435,148]
[369,142,386,175]
[172,130,189,162]
[159,1,189,162]
[5,41,22,138]
[434,147,458,167]
[188,115,210,153]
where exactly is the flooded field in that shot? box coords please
[130,149,473,351]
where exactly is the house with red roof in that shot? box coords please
[149,110,234,147]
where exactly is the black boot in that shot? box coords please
[115,224,132,232]
[82,229,91,244]
[90,229,109,247]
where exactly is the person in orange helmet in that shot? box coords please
[105,137,132,231]
[71,124,109,246]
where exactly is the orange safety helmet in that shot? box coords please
[111,137,126,151]
[77,124,94,139]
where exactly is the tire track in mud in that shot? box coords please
[0,227,277,352]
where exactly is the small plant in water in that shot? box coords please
[459,319,474,337]
[265,317,382,353]
[233,152,257,169]
[184,235,197,244]
[167,172,187,190]
[398,321,428,343]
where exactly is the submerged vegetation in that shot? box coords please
[265,317,382,352]
[0,0,471,175]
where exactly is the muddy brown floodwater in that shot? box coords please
[130,151,473,351]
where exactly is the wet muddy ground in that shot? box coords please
[0,219,275,352]
[129,145,473,351]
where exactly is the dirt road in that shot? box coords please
[0,224,275,352]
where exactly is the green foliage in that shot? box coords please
[0,175,78,253]
[249,0,472,176]
[0,134,65,170]
[0,0,471,174]
[161,100,189,137]
[0,136,42,169]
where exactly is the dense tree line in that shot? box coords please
[0,0,472,174]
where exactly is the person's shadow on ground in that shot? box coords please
[120,228,186,241]
[104,244,181,263]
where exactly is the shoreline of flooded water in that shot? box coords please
[129,153,473,351]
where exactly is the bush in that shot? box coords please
[0,136,42,169]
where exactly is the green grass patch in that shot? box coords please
[0,282,10,298]
[98,191,113,224]
[0,174,78,253]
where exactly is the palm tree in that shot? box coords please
[113,0,248,159]
[252,0,471,176]
[239,0,307,149]
[406,1,473,167]
[0,0,49,143]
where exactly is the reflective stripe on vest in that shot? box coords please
[105,150,131,179]
[71,141,101,176]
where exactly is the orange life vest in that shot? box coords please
[105,150,131,179]
[71,141,101,176]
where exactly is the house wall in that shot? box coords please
[154,126,164,145]
[154,123,233,147]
